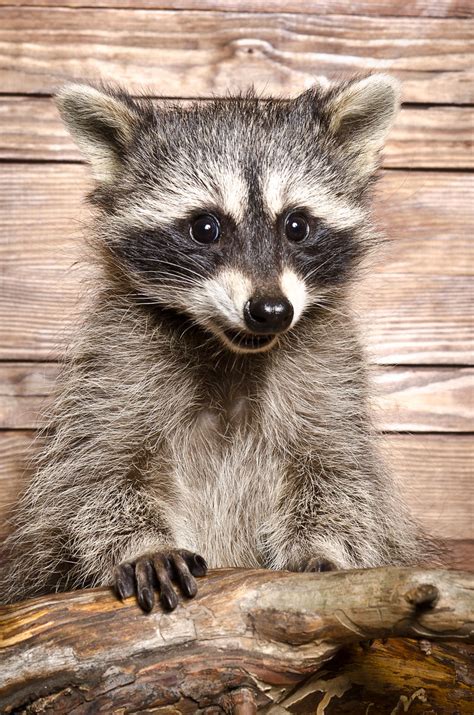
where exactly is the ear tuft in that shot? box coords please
[55,83,140,182]
[327,74,400,153]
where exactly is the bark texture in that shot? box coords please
[0,567,473,713]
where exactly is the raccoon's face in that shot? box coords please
[57,76,399,353]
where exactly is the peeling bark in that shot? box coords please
[0,567,473,713]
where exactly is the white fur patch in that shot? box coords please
[119,170,247,231]
[194,269,252,328]
[214,168,248,223]
[280,269,307,326]
[263,169,363,230]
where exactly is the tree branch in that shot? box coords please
[1,567,473,713]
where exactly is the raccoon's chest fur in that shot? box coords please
[160,383,282,568]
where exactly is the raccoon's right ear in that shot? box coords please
[55,83,141,183]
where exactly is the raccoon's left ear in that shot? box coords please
[307,74,400,170]
[324,74,400,151]
[56,83,141,183]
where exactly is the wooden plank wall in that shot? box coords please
[0,1,472,569]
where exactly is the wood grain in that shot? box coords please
[0,431,32,540]
[0,430,472,543]
[0,157,471,275]
[1,97,472,169]
[0,271,472,363]
[373,368,474,432]
[444,539,474,571]
[359,273,473,365]
[0,1,471,18]
[1,362,472,433]
[375,171,474,275]
[0,9,471,103]
[381,434,474,541]
[0,363,57,430]
[0,164,472,363]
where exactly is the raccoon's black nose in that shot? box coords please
[244,297,294,334]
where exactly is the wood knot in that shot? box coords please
[404,583,439,608]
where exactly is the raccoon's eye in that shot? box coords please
[285,212,309,242]
[190,214,220,244]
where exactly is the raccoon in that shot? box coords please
[0,75,434,612]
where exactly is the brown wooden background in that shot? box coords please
[0,1,472,569]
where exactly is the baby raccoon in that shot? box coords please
[1,75,433,612]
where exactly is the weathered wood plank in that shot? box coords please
[0,9,471,103]
[1,97,472,169]
[387,106,473,170]
[443,539,474,571]
[1,363,473,433]
[374,171,474,275]
[0,164,472,363]
[0,431,33,540]
[1,431,471,545]
[360,273,473,365]
[1,162,472,276]
[0,1,471,19]
[374,368,474,432]
[381,434,474,541]
[0,363,57,430]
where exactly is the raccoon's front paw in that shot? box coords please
[114,548,208,613]
[300,556,337,573]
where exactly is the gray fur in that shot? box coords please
[0,75,436,604]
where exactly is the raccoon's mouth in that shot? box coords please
[222,329,277,352]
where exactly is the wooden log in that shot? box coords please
[0,1,471,18]
[1,98,472,169]
[0,8,471,103]
[0,567,473,713]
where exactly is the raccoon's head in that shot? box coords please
[57,76,399,353]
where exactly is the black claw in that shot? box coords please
[116,576,134,600]
[162,555,173,573]
[180,572,198,598]
[160,588,179,611]
[190,554,208,576]
[115,563,136,600]
[138,586,154,613]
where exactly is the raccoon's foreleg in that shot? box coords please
[0,463,208,610]
[64,482,209,612]
[262,455,420,572]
